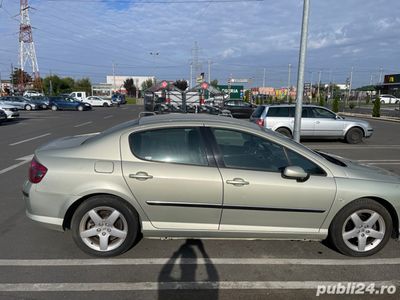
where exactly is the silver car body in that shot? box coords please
[250,105,373,139]
[0,97,37,110]
[23,114,399,242]
[0,103,19,119]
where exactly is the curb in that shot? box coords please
[339,112,400,123]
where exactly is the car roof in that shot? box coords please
[258,104,323,108]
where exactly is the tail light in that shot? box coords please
[29,157,48,184]
[255,118,265,127]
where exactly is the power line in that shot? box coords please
[44,0,264,3]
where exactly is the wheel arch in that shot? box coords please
[345,125,366,138]
[62,193,143,232]
[274,126,293,135]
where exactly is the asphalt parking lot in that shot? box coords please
[0,106,399,300]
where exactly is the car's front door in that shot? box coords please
[121,126,223,230]
[209,127,336,235]
[311,107,345,137]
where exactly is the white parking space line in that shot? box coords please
[0,281,399,292]
[309,145,400,150]
[0,257,399,266]
[121,107,128,110]
[73,121,93,128]
[0,155,33,175]
[103,115,113,119]
[357,160,400,165]
[9,133,51,146]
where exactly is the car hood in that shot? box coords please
[341,117,372,128]
[37,133,100,152]
[326,153,400,183]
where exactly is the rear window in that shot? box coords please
[267,107,290,117]
[251,106,265,118]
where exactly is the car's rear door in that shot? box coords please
[208,127,336,235]
[120,125,223,230]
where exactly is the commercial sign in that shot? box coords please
[230,78,249,83]
[217,85,244,99]
[384,74,400,84]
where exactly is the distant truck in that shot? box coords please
[69,91,87,101]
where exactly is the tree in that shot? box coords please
[210,79,218,88]
[123,78,136,96]
[74,78,92,95]
[11,68,32,86]
[141,78,154,91]
[174,79,188,91]
[372,96,380,117]
[332,95,339,113]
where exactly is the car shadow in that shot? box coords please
[158,239,219,300]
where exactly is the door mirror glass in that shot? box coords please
[282,166,309,182]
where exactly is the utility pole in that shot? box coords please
[19,0,40,90]
[347,67,353,107]
[263,68,266,87]
[208,59,211,83]
[378,67,383,96]
[190,63,193,88]
[287,64,291,102]
[112,62,116,93]
[10,63,14,95]
[293,0,310,143]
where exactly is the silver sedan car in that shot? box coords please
[250,105,373,144]
[23,114,399,257]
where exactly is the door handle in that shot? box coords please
[226,178,249,186]
[129,172,153,180]
[315,121,320,124]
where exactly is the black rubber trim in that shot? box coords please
[22,190,29,197]
[146,201,325,213]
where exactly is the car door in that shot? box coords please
[311,107,345,137]
[120,126,223,230]
[209,127,336,235]
[292,107,315,136]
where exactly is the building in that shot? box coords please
[378,74,400,97]
[106,75,155,93]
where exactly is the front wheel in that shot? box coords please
[103,103,109,107]
[77,105,84,111]
[71,195,139,257]
[25,104,32,111]
[345,127,363,144]
[329,198,392,257]
[51,105,58,111]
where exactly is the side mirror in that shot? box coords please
[282,166,310,182]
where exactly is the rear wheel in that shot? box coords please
[71,195,139,257]
[380,100,385,104]
[103,103,108,107]
[51,105,58,111]
[25,104,32,111]
[345,127,363,144]
[329,198,392,257]
[276,127,292,138]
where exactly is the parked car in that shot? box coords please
[23,114,399,257]
[223,100,256,118]
[23,90,44,97]
[112,93,126,104]
[250,104,373,144]
[0,109,7,123]
[48,96,92,111]
[378,94,400,104]
[84,96,113,107]
[70,91,87,102]
[27,96,49,109]
[0,96,37,110]
[0,103,20,119]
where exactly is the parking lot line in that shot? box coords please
[0,155,33,175]
[0,257,399,266]
[103,115,113,119]
[73,121,93,128]
[0,280,399,292]
[9,133,51,146]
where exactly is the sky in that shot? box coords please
[0,0,399,88]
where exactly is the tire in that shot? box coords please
[380,100,385,104]
[51,105,58,111]
[103,103,108,107]
[345,127,363,144]
[395,100,399,104]
[25,104,32,111]
[77,105,84,111]
[71,195,139,257]
[328,198,392,257]
[276,127,293,138]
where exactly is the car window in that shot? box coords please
[286,148,326,175]
[302,107,313,118]
[267,107,290,117]
[129,127,208,166]
[251,106,265,118]
[212,128,288,172]
[312,107,336,119]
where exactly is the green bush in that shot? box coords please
[372,97,380,117]
[319,96,325,107]
[366,94,370,105]
[349,102,355,109]
[332,97,339,113]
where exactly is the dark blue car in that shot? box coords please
[48,97,92,111]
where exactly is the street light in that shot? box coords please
[150,52,159,84]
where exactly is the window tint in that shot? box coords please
[212,129,288,172]
[267,107,290,117]
[251,106,265,118]
[312,107,336,119]
[129,128,208,166]
[286,149,326,175]
[302,107,313,118]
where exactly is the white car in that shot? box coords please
[84,96,113,107]
[23,90,44,97]
[0,103,20,119]
[379,94,400,104]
